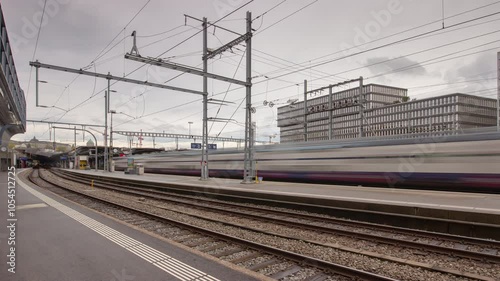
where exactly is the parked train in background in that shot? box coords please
[114,131,500,193]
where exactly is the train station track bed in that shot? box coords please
[22,168,500,281]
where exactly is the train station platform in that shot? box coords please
[0,170,263,281]
[68,169,500,215]
[59,169,500,232]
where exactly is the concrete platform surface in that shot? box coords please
[69,169,500,215]
[0,170,262,281]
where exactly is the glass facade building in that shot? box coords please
[0,3,26,133]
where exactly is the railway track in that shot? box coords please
[52,169,500,263]
[42,169,500,280]
[27,168,399,281]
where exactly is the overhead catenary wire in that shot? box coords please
[35,0,152,129]
[284,0,500,68]
[110,27,500,136]
[202,31,500,131]
[250,16,500,81]
[50,0,255,124]
[37,2,500,142]
[86,0,152,68]
[252,48,347,81]
[252,0,289,22]
[111,51,245,128]
[257,10,500,85]
[246,2,500,83]
[136,25,185,38]
[126,0,316,138]
[323,30,500,81]
[409,70,497,89]
[84,25,202,70]
[84,36,128,69]
[206,10,500,103]
[208,49,246,136]
[254,0,319,35]
[26,0,48,99]
[246,41,500,109]
[43,0,153,128]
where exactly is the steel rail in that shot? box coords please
[53,169,500,264]
[57,169,500,247]
[35,169,396,281]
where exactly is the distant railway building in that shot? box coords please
[277,84,497,143]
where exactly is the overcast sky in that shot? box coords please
[4,0,500,148]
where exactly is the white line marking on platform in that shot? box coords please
[17,203,48,210]
[18,177,221,281]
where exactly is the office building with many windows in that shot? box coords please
[277,84,496,143]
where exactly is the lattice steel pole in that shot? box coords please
[328,85,333,140]
[104,77,110,172]
[359,76,364,138]
[242,11,254,183]
[201,17,209,180]
[304,80,308,142]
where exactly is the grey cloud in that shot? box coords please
[455,52,497,79]
[365,56,429,77]
[443,52,497,94]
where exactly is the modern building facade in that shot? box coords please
[0,3,27,170]
[277,84,497,143]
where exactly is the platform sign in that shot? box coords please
[191,143,202,149]
[207,144,217,150]
[61,156,67,160]
[127,158,135,169]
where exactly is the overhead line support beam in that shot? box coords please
[125,53,249,86]
[305,77,362,95]
[26,119,105,128]
[29,60,205,96]
[204,32,252,60]
[113,130,248,143]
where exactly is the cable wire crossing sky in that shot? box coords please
[4,0,500,148]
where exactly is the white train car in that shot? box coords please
[115,132,500,192]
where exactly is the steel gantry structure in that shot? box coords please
[303,77,365,141]
[125,11,255,182]
[112,130,261,150]
[29,60,205,172]
[29,11,256,182]
[114,130,249,143]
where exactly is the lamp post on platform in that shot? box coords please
[106,89,117,172]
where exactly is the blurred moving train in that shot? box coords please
[114,131,500,192]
